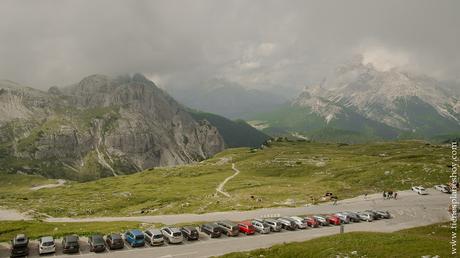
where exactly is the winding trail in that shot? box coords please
[30,179,66,191]
[216,163,240,197]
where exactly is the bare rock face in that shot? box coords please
[0,74,225,181]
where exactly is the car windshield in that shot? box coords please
[172,232,181,237]
[111,234,121,240]
[248,226,256,231]
[66,236,78,243]
[135,235,144,240]
[153,234,163,239]
[42,241,54,246]
[92,236,104,244]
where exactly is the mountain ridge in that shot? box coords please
[0,74,227,180]
[251,58,460,141]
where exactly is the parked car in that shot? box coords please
[434,184,451,193]
[365,210,381,220]
[326,215,341,225]
[412,186,428,195]
[124,229,145,247]
[341,212,361,223]
[62,235,79,254]
[237,221,256,235]
[304,217,320,228]
[105,233,124,250]
[10,234,29,258]
[276,217,298,230]
[161,227,183,244]
[356,211,374,222]
[313,215,330,226]
[334,213,350,224]
[372,210,391,219]
[88,235,106,253]
[38,236,55,255]
[200,223,222,238]
[180,226,199,241]
[251,219,271,234]
[144,229,164,246]
[290,216,308,229]
[263,218,282,232]
[216,221,240,237]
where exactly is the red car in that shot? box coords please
[305,217,319,228]
[238,221,256,235]
[326,215,341,225]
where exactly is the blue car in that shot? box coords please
[124,229,145,247]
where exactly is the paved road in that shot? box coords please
[0,189,451,258]
[45,189,446,225]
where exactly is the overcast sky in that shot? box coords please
[0,0,459,93]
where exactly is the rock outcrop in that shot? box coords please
[0,74,225,181]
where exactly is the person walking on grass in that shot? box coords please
[332,196,338,205]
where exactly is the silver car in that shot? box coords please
[356,211,374,222]
[335,212,350,224]
[290,216,308,229]
[161,227,183,244]
[252,219,270,234]
[144,229,164,246]
[263,218,282,232]
[276,217,297,230]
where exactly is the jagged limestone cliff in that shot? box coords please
[0,74,224,181]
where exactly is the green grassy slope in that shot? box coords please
[250,104,401,142]
[0,221,147,242]
[0,141,451,218]
[217,223,454,258]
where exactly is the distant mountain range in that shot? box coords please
[0,74,268,180]
[250,57,460,142]
[168,79,286,119]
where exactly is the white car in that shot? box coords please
[290,216,308,229]
[412,186,428,195]
[434,184,451,193]
[160,227,183,244]
[39,236,55,255]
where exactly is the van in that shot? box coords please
[217,221,240,237]
[200,223,222,238]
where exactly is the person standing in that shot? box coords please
[394,192,398,200]
[383,191,386,200]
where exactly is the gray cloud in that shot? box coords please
[0,0,459,92]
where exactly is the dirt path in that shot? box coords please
[0,207,31,220]
[30,179,66,191]
[216,163,240,197]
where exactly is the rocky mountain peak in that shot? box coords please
[292,60,460,134]
[0,75,225,181]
